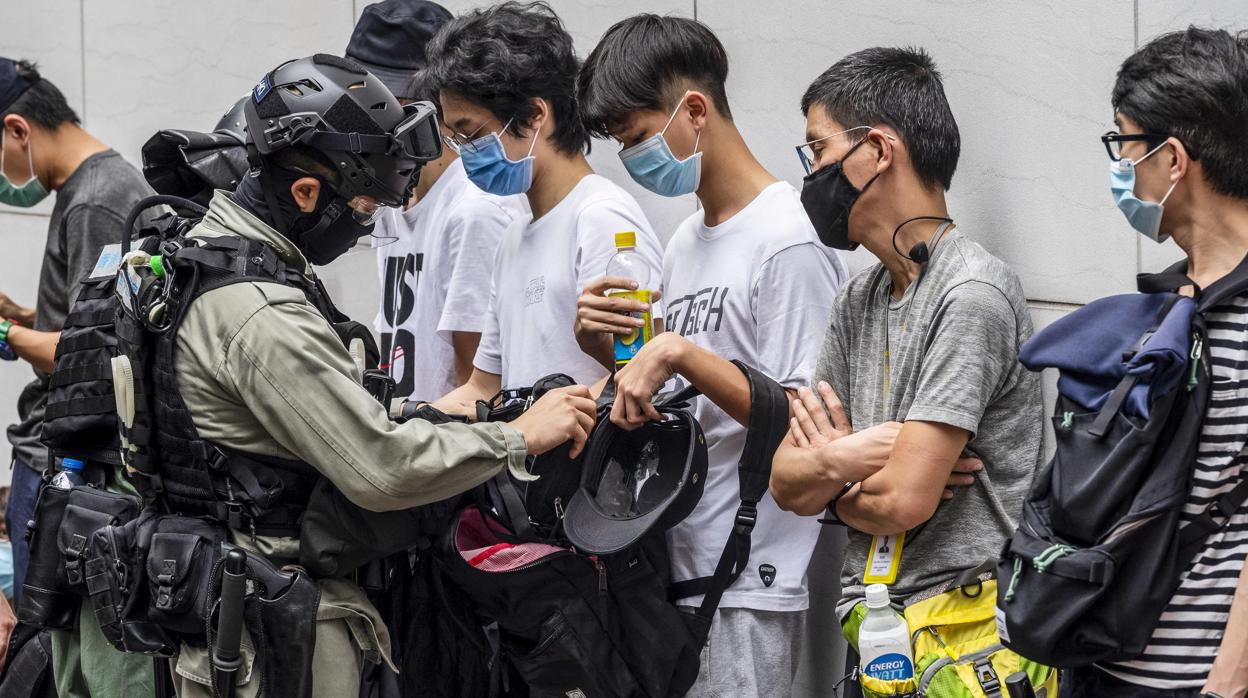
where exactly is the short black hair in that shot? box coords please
[1113,27,1248,200]
[1,61,79,129]
[801,47,960,191]
[405,70,439,107]
[578,14,731,139]
[423,1,588,155]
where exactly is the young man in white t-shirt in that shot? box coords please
[575,15,848,696]
[372,138,528,400]
[346,1,530,402]
[423,3,663,408]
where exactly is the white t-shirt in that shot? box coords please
[663,181,847,612]
[374,159,528,400]
[474,174,664,389]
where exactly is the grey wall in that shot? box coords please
[2,1,1245,693]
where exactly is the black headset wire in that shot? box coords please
[891,215,954,265]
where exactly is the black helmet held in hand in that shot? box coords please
[243,53,442,208]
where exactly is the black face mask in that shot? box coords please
[799,139,877,251]
[232,169,374,266]
[291,199,373,266]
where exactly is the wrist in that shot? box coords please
[657,332,687,372]
[818,438,848,481]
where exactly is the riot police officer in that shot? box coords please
[133,55,595,697]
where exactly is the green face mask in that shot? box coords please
[0,130,48,208]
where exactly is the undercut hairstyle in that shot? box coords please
[423,1,589,155]
[270,145,340,186]
[1,60,79,129]
[1113,26,1248,200]
[578,14,732,139]
[801,47,960,191]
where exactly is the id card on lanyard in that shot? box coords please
[864,293,910,586]
[864,531,905,584]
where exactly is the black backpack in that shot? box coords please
[439,361,787,698]
[996,254,1248,667]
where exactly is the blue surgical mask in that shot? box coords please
[1109,141,1178,243]
[458,120,540,196]
[619,98,702,197]
[0,130,48,208]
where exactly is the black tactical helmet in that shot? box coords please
[243,53,442,208]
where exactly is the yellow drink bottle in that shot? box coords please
[605,231,653,368]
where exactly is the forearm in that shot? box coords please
[450,331,481,386]
[667,335,753,427]
[433,368,501,413]
[7,326,58,373]
[771,439,852,515]
[834,483,914,536]
[1204,559,1248,695]
[578,331,614,371]
[834,421,967,535]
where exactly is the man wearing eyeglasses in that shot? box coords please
[347,0,528,405]
[1069,27,1248,698]
[768,47,1041,690]
[424,3,664,412]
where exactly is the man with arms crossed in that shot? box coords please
[768,47,1041,688]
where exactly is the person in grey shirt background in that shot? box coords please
[769,46,1044,674]
[0,57,155,605]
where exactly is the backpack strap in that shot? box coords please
[1196,252,1248,312]
[1178,473,1248,565]
[668,360,788,635]
[1088,293,1182,438]
[1138,252,1248,312]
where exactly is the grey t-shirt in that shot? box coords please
[814,229,1044,618]
[7,150,154,472]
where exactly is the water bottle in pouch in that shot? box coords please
[858,583,915,682]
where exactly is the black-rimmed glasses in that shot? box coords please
[1101,131,1169,162]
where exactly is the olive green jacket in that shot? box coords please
[168,191,528,679]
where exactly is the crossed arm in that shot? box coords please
[770,381,979,535]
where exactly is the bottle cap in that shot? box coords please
[62,458,85,471]
[865,583,891,609]
[614,231,636,249]
[150,254,166,277]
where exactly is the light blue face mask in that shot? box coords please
[0,130,48,208]
[458,120,540,196]
[1109,141,1179,243]
[619,97,702,197]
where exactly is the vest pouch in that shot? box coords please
[146,516,227,636]
[86,508,178,655]
[17,481,76,629]
[57,487,141,597]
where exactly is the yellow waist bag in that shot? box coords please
[843,570,1059,698]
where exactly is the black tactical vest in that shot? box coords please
[113,222,347,536]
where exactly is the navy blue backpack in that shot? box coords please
[995,254,1248,667]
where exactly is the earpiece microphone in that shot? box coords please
[908,241,931,265]
[892,216,953,265]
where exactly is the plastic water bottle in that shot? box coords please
[605,232,653,369]
[50,458,86,490]
[858,583,915,682]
